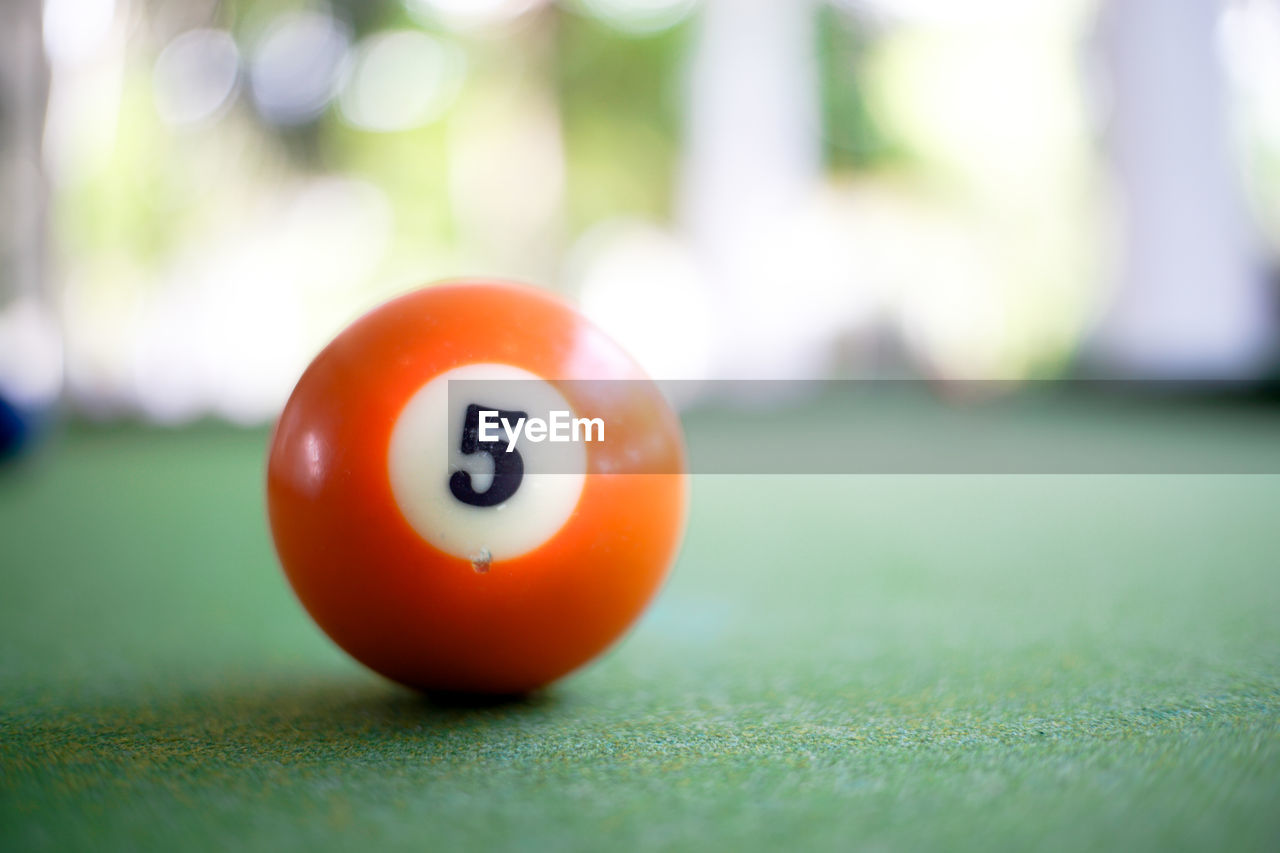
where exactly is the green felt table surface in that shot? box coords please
[1,404,1279,851]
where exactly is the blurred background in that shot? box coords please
[2,0,1279,428]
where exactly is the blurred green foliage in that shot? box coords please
[58,2,901,289]
[558,13,690,227]
[816,5,900,172]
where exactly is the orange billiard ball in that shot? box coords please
[266,281,687,693]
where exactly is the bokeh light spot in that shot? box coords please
[249,11,350,126]
[339,31,465,133]
[153,29,239,126]
[405,0,544,32]
[571,0,697,36]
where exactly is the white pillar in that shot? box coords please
[1095,0,1274,378]
[679,0,823,379]
[0,0,49,308]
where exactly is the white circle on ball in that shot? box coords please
[387,363,587,563]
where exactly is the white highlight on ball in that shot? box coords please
[387,364,586,563]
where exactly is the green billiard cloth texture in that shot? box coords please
[2,405,1278,851]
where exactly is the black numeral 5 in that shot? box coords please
[449,403,526,507]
